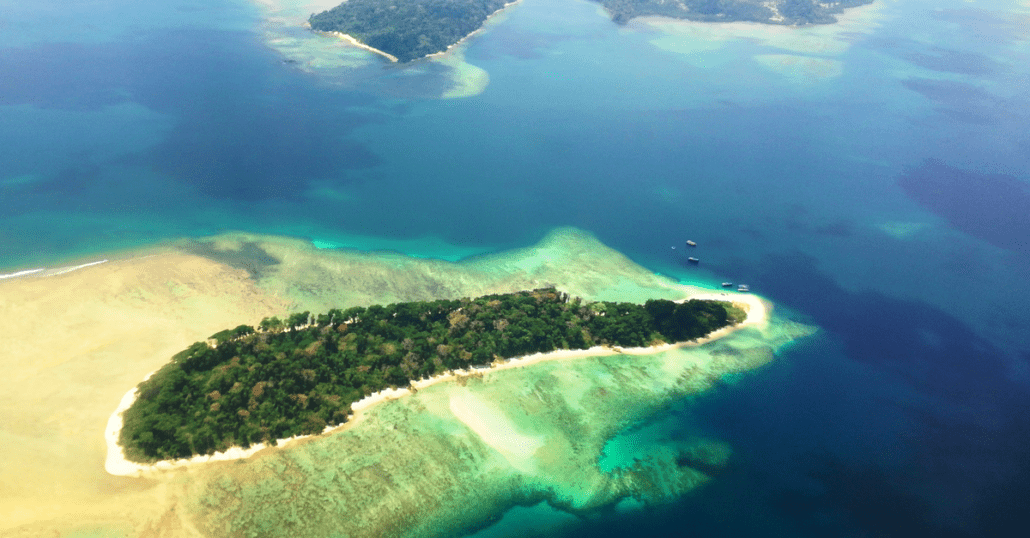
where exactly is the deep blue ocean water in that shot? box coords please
[2,0,1029,535]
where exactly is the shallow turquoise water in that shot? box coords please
[3,0,1029,535]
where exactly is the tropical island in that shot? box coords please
[308,0,512,62]
[118,287,745,462]
[307,0,873,62]
[598,0,874,25]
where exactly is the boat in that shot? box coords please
[737,284,750,292]
[721,282,733,288]
[688,257,700,264]
[686,240,697,247]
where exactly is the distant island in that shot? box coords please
[308,0,512,62]
[598,0,873,25]
[119,288,745,462]
[308,0,873,62]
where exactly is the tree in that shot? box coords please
[288,311,311,329]
[259,316,284,333]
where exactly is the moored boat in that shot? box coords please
[686,240,697,247]
[722,282,733,288]
[688,257,700,264]
[737,284,749,292]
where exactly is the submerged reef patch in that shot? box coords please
[182,317,812,537]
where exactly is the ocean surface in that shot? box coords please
[2,0,1030,535]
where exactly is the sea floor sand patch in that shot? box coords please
[435,47,491,99]
[190,227,708,314]
[429,0,524,98]
[754,53,844,81]
[0,174,39,188]
[879,220,931,239]
[0,251,289,533]
[449,389,544,474]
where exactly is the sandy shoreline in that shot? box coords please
[0,249,292,532]
[312,27,400,62]
[105,290,768,477]
[311,0,522,63]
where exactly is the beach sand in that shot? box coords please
[320,30,399,62]
[0,251,289,533]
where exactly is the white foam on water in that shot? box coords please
[1,259,111,280]
[43,259,108,277]
[0,268,46,280]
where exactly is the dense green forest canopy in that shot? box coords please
[120,288,746,462]
[308,0,509,62]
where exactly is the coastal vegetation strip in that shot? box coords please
[119,288,745,462]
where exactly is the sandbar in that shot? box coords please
[314,29,400,62]
[0,250,289,533]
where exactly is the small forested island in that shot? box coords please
[308,0,510,62]
[120,288,745,461]
[308,0,873,63]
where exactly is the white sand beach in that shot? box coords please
[318,29,400,62]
